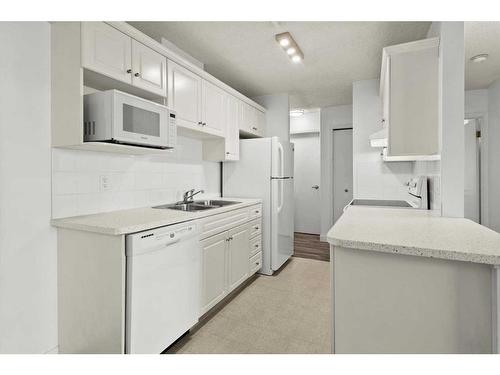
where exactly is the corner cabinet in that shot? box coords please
[199,203,262,316]
[380,37,440,160]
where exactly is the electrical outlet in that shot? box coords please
[99,174,112,192]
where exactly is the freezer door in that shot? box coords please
[271,137,294,178]
[271,178,294,271]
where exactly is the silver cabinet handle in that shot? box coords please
[134,72,140,77]
[198,121,202,125]
[254,244,259,248]
[254,226,259,230]
[202,122,207,126]
[226,152,230,155]
[344,189,349,192]
[252,126,258,131]
[312,185,319,190]
[126,69,132,73]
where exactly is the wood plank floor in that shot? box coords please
[293,232,330,262]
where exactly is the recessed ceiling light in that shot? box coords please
[275,31,304,64]
[470,54,489,63]
[290,109,304,117]
[279,38,290,47]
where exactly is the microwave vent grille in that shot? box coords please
[84,121,96,136]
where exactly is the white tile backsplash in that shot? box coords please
[52,136,221,218]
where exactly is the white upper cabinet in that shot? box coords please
[239,102,265,137]
[82,22,132,84]
[380,37,440,159]
[131,40,167,97]
[225,95,240,159]
[82,22,167,97]
[202,80,225,137]
[167,60,202,129]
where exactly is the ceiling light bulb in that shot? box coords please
[286,47,296,55]
[279,38,290,47]
[292,55,302,63]
[290,110,304,117]
[470,54,489,63]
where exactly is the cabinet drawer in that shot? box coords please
[248,204,262,220]
[249,251,262,275]
[200,207,249,240]
[249,235,262,258]
[249,218,262,238]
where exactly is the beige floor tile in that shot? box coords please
[167,257,332,354]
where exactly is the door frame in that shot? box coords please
[320,125,352,242]
[464,113,488,227]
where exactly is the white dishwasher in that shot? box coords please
[125,221,200,354]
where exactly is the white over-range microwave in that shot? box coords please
[84,90,176,149]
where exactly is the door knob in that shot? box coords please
[312,185,319,190]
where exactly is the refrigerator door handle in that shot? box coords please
[277,142,284,177]
[277,179,284,213]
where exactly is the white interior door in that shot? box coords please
[333,129,353,223]
[290,133,321,234]
[464,119,480,223]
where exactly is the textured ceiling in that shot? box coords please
[129,21,431,109]
[465,22,500,90]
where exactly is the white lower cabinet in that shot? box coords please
[228,225,250,292]
[200,232,228,314]
[200,204,262,315]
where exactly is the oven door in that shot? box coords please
[112,92,169,148]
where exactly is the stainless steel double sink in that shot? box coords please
[153,200,240,212]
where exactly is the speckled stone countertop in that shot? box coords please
[51,198,262,236]
[327,206,500,266]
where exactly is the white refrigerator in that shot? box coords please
[223,137,294,275]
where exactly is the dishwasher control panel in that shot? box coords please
[126,223,198,256]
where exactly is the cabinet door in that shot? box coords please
[168,60,202,129]
[200,232,228,315]
[82,22,132,84]
[202,80,225,136]
[227,224,250,292]
[131,40,167,97]
[388,46,439,156]
[254,108,266,137]
[225,95,240,160]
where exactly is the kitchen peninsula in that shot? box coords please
[327,206,500,354]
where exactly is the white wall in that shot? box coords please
[290,110,320,134]
[319,104,353,240]
[352,79,415,200]
[487,80,500,232]
[428,22,465,218]
[0,22,57,353]
[252,94,290,141]
[465,89,489,227]
[52,137,221,218]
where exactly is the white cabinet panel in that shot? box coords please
[131,40,167,96]
[227,225,250,292]
[202,80,225,137]
[225,95,240,160]
[82,22,132,84]
[168,60,202,129]
[239,101,265,137]
[200,232,227,315]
